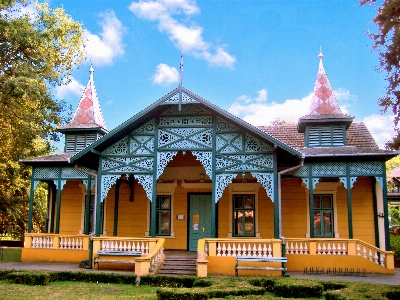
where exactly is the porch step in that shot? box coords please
[157,252,197,276]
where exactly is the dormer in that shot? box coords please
[298,52,354,148]
[58,66,108,153]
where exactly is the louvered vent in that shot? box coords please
[307,125,345,147]
[65,133,98,152]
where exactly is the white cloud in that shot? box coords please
[129,0,235,68]
[228,87,396,149]
[228,89,312,126]
[84,11,125,66]
[362,114,396,149]
[54,77,85,98]
[152,63,179,85]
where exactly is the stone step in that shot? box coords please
[157,254,197,276]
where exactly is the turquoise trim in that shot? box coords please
[309,166,314,237]
[372,177,380,248]
[27,167,35,233]
[273,148,279,238]
[381,162,390,250]
[95,156,102,236]
[211,115,217,238]
[55,168,62,234]
[346,163,353,239]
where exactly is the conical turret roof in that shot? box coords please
[58,66,107,133]
[298,52,353,132]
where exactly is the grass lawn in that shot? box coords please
[1,248,22,262]
[0,277,398,299]
[0,281,159,300]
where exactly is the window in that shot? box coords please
[233,194,255,237]
[156,195,171,236]
[313,194,334,237]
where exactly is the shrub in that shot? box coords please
[273,278,323,298]
[193,278,212,287]
[248,277,275,292]
[139,275,195,287]
[390,235,400,268]
[5,271,52,286]
[157,288,208,300]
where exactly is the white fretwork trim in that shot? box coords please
[215,174,235,203]
[375,176,383,188]
[136,175,153,201]
[312,178,320,190]
[33,180,41,191]
[302,178,310,190]
[339,177,347,189]
[157,151,178,179]
[252,172,274,202]
[101,175,119,202]
[82,180,96,191]
[192,151,212,178]
[350,177,358,188]
[60,180,67,190]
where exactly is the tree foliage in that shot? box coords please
[360,0,400,149]
[0,0,84,238]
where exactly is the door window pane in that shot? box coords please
[233,195,255,237]
[312,194,333,237]
[156,195,171,236]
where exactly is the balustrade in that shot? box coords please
[28,234,86,250]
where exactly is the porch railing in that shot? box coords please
[285,238,390,268]
[198,238,282,258]
[24,233,89,250]
[92,237,165,276]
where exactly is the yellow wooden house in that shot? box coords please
[20,54,398,276]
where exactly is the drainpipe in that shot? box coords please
[277,157,304,276]
[75,165,97,269]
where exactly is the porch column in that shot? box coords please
[151,118,159,237]
[55,176,62,234]
[375,173,390,250]
[95,158,102,237]
[113,179,120,236]
[273,147,279,239]
[27,167,35,233]
[84,175,92,235]
[211,115,217,238]
[308,166,315,237]
[345,163,353,239]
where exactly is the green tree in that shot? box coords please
[360,0,400,149]
[0,0,84,238]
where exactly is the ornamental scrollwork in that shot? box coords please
[157,151,178,179]
[102,137,128,155]
[192,151,212,178]
[215,174,235,203]
[136,175,153,201]
[252,172,274,202]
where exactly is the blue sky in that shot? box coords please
[42,0,393,148]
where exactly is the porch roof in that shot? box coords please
[19,152,74,167]
[70,86,303,170]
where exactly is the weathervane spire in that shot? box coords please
[178,48,183,111]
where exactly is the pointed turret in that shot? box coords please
[59,66,107,132]
[58,66,108,153]
[307,52,344,116]
[298,52,354,147]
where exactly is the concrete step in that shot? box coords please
[157,253,197,276]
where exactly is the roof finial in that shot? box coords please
[179,48,183,88]
[318,47,323,58]
[178,48,183,111]
[89,64,94,82]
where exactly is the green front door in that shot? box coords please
[189,194,212,251]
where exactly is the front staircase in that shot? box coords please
[157,251,197,276]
